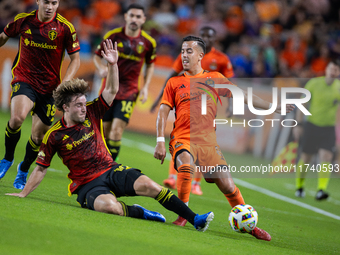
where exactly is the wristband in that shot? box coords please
[157,137,165,142]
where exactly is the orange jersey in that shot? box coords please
[161,70,236,145]
[172,47,234,78]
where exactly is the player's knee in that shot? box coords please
[9,115,25,129]
[96,200,124,215]
[31,134,44,145]
[135,176,161,198]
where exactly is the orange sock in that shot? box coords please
[169,159,177,175]
[224,186,245,207]
[177,164,194,203]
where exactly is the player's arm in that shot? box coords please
[63,52,80,81]
[6,165,48,197]
[101,39,119,106]
[150,70,178,112]
[139,63,155,104]
[242,89,295,114]
[154,104,171,164]
[0,32,9,47]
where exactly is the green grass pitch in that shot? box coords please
[0,110,339,255]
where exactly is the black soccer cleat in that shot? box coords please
[315,190,329,201]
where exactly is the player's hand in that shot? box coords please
[5,192,26,197]
[139,86,148,104]
[101,39,118,66]
[275,104,295,114]
[154,142,166,164]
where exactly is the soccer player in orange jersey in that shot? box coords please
[151,26,234,195]
[154,35,295,240]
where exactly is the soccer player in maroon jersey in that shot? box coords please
[0,0,80,190]
[6,39,214,232]
[93,3,156,162]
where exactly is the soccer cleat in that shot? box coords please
[13,162,29,190]
[250,227,271,241]
[172,216,188,226]
[134,204,166,222]
[315,190,329,201]
[163,177,176,189]
[295,188,305,198]
[0,158,14,179]
[194,212,214,232]
[191,184,203,195]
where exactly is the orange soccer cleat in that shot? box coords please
[191,183,203,195]
[172,216,188,226]
[163,177,176,189]
[250,227,272,241]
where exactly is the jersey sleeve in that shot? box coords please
[36,133,57,167]
[145,37,157,65]
[304,78,314,93]
[220,55,234,78]
[3,14,25,37]
[161,79,175,109]
[86,95,110,120]
[172,54,183,73]
[215,73,236,98]
[64,22,80,54]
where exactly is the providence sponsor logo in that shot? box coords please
[24,38,57,50]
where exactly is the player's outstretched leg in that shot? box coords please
[250,227,272,241]
[194,212,214,232]
[134,204,166,222]
[153,186,214,231]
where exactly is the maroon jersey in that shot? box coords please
[95,27,156,101]
[4,10,80,95]
[36,96,117,195]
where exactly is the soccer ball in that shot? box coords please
[228,204,258,233]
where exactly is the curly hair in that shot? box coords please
[182,35,206,54]
[53,78,89,112]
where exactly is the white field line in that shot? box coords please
[122,137,340,221]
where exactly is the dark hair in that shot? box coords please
[199,26,216,35]
[182,35,206,54]
[330,58,340,67]
[53,78,89,112]
[125,3,145,13]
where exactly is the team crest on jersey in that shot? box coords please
[136,43,144,54]
[205,79,215,87]
[24,38,30,46]
[66,144,73,150]
[12,83,20,93]
[82,119,91,127]
[48,30,58,41]
[72,33,77,41]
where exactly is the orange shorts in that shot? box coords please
[169,139,228,170]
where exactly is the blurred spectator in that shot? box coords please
[152,0,178,30]
[310,44,330,76]
[280,33,307,76]
[2,0,339,79]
